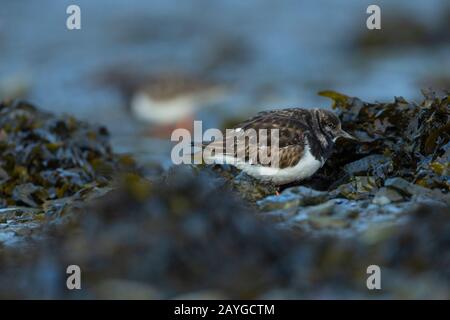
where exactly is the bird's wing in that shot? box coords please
[236,108,314,129]
[202,110,312,168]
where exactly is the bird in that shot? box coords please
[197,108,356,185]
[129,73,224,127]
[96,69,225,137]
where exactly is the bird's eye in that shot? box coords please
[328,122,336,129]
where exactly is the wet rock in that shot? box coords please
[343,154,393,178]
[383,177,450,206]
[372,187,404,205]
[299,199,336,217]
[12,183,47,207]
[332,176,377,200]
[293,200,351,230]
[354,176,378,193]
[384,177,427,197]
[307,213,351,230]
[258,186,329,212]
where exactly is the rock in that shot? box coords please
[343,154,393,177]
[257,209,298,223]
[385,177,433,197]
[286,186,330,206]
[333,182,359,200]
[372,187,404,205]
[12,183,46,207]
[354,176,378,193]
[257,186,328,212]
[232,171,278,202]
[413,191,450,207]
[205,164,278,202]
[287,200,354,232]
[308,214,351,230]
[299,199,336,217]
[300,200,351,230]
[332,176,376,200]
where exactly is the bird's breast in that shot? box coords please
[239,144,323,185]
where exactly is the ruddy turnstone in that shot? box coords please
[129,73,224,135]
[98,70,225,136]
[200,108,355,185]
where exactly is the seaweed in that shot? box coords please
[0,100,137,227]
[316,90,449,193]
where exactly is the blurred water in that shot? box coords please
[0,0,448,165]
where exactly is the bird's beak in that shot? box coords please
[339,129,357,141]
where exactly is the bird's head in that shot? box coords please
[315,109,356,142]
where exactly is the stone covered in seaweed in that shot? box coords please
[0,100,137,246]
[317,90,449,193]
[0,100,137,208]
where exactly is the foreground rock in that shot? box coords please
[0,167,449,299]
